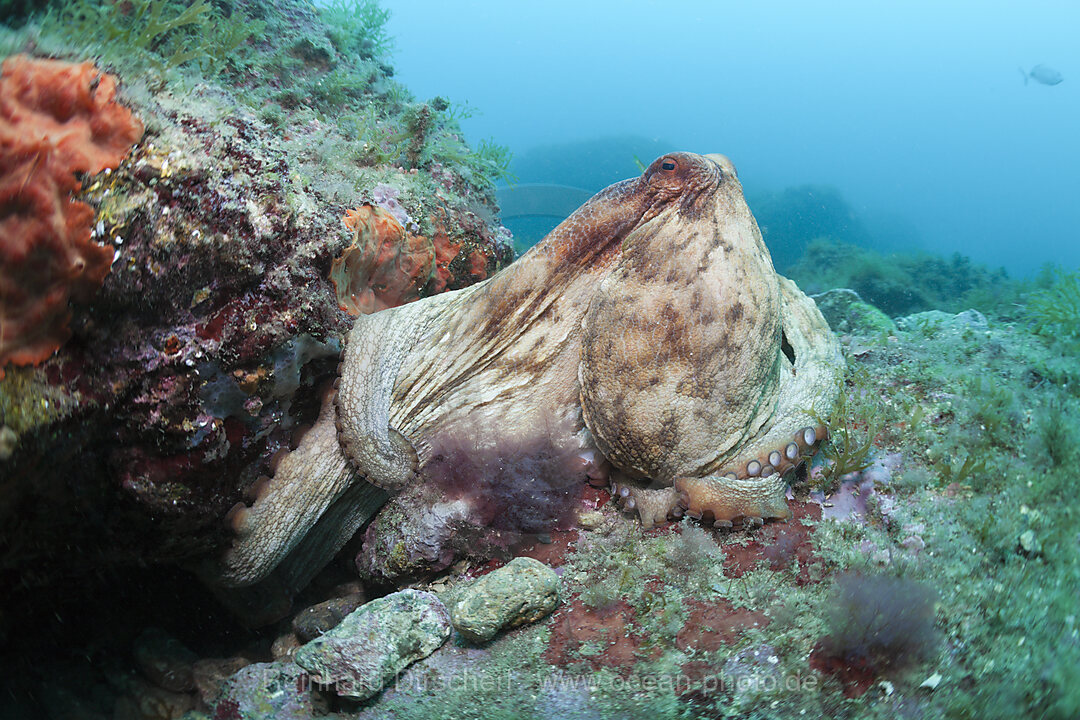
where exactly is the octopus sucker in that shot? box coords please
[612,422,831,528]
[217,387,372,588]
[213,152,842,600]
[244,475,272,502]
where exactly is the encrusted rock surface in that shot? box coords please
[293,589,451,700]
[191,656,251,707]
[449,557,561,644]
[812,287,897,334]
[0,0,511,622]
[213,660,321,720]
[896,308,989,334]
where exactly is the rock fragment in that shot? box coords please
[294,589,451,700]
[191,656,251,707]
[291,590,366,642]
[213,661,320,720]
[449,556,561,644]
[132,627,198,693]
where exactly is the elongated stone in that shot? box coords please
[294,589,450,700]
[450,556,561,644]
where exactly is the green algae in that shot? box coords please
[319,0,393,61]
[811,368,880,490]
[420,304,1080,719]
[802,309,1080,718]
[13,0,513,216]
[41,0,264,75]
[1027,268,1080,340]
[789,238,1018,318]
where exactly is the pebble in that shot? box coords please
[132,627,198,693]
[0,426,16,460]
[291,590,366,643]
[271,632,301,660]
[576,510,604,529]
[449,556,561,644]
[294,589,451,700]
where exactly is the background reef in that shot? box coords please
[1,2,1080,720]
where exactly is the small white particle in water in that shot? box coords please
[104,168,111,175]
[114,236,124,245]
[192,229,201,239]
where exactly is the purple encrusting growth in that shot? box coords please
[371,183,415,232]
[420,415,588,534]
[354,415,592,583]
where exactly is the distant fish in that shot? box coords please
[1020,64,1064,86]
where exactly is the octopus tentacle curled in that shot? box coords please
[214,151,843,598]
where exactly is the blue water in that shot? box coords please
[388,0,1079,276]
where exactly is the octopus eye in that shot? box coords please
[661,159,677,171]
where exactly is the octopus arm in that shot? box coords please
[675,276,844,524]
[217,388,377,586]
[336,289,472,490]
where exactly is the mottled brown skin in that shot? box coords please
[215,152,842,597]
[581,154,782,483]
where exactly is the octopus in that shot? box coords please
[214,152,843,599]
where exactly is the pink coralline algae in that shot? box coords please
[371,182,412,229]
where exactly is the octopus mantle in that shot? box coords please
[213,153,843,602]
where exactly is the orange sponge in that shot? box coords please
[0,55,143,373]
[332,205,436,316]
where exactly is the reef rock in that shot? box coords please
[896,308,989,334]
[0,0,511,626]
[213,660,320,720]
[812,288,897,334]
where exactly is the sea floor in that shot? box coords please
[4,299,1077,720]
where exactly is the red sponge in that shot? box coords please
[0,54,143,374]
